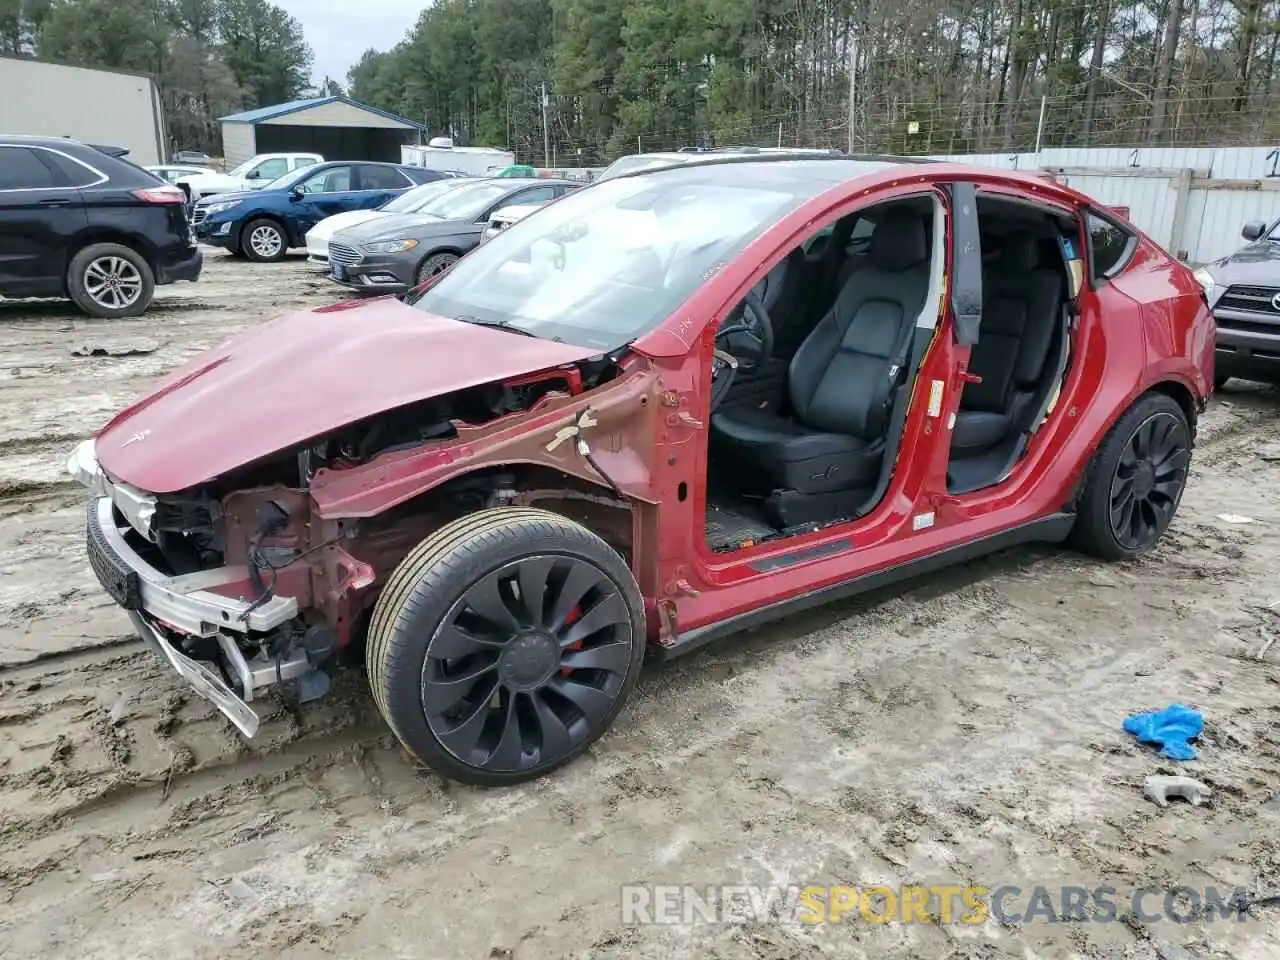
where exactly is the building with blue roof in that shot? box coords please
[218,96,425,167]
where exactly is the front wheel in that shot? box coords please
[415,251,459,285]
[241,218,288,262]
[1069,392,1191,561]
[366,507,646,786]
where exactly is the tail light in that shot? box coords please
[131,186,187,205]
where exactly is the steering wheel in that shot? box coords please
[709,290,776,414]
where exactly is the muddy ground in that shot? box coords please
[0,250,1278,960]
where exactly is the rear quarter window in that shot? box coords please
[1085,210,1138,281]
[0,146,57,189]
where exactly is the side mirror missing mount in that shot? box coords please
[950,182,982,347]
[1242,220,1267,242]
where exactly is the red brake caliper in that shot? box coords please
[560,606,582,675]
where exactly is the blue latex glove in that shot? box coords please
[1123,704,1204,761]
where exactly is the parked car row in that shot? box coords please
[320,177,580,293]
[0,132,582,318]
[191,160,447,262]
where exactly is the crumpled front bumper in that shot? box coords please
[84,494,298,637]
[70,439,305,737]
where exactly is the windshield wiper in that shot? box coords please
[455,315,565,343]
[454,314,537,338]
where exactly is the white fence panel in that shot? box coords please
[1052,173,1178,249]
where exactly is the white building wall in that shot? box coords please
[0,55,164,165]
[220,123,257,168]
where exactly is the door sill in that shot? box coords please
[654,511,1075,661]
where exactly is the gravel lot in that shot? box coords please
[0,250,1278,960]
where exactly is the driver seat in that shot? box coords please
[710,209,932,505]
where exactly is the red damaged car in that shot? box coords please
[68,155,1214,785]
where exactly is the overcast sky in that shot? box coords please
[274,0,424,89]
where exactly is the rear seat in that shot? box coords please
[951,231,1063,456]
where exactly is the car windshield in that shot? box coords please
[381,179,467,213]
[598,155,694,181]
[1266,219,1280,240]
[412,165,876,349]
[415,181,516,220]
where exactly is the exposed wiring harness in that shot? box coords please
[239,506,345,623]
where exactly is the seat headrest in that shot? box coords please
[995,231,1040,273]
[868,210,928,272]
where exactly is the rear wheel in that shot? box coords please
[241,218,287,262]
[66,243,155,319]
[366,507,646,786]
[415,251,459,285]
[1070,393,1191,560]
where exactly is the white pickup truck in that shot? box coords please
[175,152,323,203]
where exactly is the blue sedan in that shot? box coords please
[192,161,445,262]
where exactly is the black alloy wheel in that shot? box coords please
[366,507,646,786]
[1107,411,1189,551]
[422,555,634,773]
[1071,392,1192,560]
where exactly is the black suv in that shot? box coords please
[0,135,202,318]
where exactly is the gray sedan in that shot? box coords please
[326,178,580,293]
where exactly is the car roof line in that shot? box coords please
[603,151,939,181]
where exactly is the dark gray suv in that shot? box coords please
[1195,218,1280,387]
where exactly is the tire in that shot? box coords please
[66,243,155,319]
[1069,392,1191,561]
[366,507,646,786]
[415,251,459,285]
[241,218,288,262]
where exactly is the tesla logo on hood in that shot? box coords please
[120,430,151,447]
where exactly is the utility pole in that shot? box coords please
[540,82,551,167]
[846,32,857,153]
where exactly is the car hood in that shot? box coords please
[196,189,259,207]
[94,298,602,494]
[179,172,245,191]
[309,209,384,240]
[1210,240,1280,283]
[339,213,472,243]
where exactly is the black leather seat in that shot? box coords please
[711,209,932,497]
[752,254,791,314]
[952,231,1063,456]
